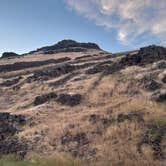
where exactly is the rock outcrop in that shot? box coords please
[0,57,70,73]
[34,92,57,106]
[1,52,19,59]
[120,45,166,66]
[56,93,82,106]
[0,76,22,87]
[28,40,101,54]
[34,92,82,106]
[0,113,27,157]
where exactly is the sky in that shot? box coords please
[0,0,165,56]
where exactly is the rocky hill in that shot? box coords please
[0,41,166,166]
[27,39,101,55]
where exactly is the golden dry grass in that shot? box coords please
[0,50,166,166]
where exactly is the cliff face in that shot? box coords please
[0,43,166,166]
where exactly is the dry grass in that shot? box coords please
[0,50,166,166]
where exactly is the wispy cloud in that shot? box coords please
[65,0,166,45]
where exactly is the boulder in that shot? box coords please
[34,92,57,106]
[56,93,82,106]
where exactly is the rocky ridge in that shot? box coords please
[0,42,166,165]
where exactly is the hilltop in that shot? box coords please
[0,41,166,166]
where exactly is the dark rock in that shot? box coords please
[75,54,94,60]
[0,112,27,156]
[154,61,166,69]
[32,63,76,81]
[138,121,166,159]
[89,114,115,128]
[117,112,144,123]
[49,72,79,87]
[161,75,166,83]
[56,93,82,106]
[138,74,162,91]
[34,92,57,106]
[120,45,166,66]
[29,40,101,54]
[151,89,166,102]
[1,52,19,59]
[0,76,22,87]
[144,80,162,91]
[60,131,90,157]
[86,60,112,74]
[0,57,70,73]
[89,114,101,124]
[44,47,87,54]
[104,62,123,74]
[34,92,81,106]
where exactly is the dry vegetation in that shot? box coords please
[0,47,166,166]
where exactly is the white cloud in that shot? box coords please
[65,0,166,45]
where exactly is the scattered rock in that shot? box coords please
[0,112,27,157]
[49,72,79,87]
[138,74,162,91]
[75,54,94,60]
[34,92,57,106]
[144,80,162,91]
[61,132,89,146]
[32,64,76,81]
[56,93,82,106]
[117,112,144,123]
[0,76,22,87]
[138,120,166,159]
[0,57,70,73]
[34,92,82,106]
[151,89,166,102]
[89,114,101,124]
[161,74,166,83]
[86,60,112,74]
[59,131,91,157]
[89,114,115,128]
[104,62,123,74]
[153,60,166,69]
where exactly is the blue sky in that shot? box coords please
[0,0,165,55]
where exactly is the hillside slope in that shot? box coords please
[0,41,166,166]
